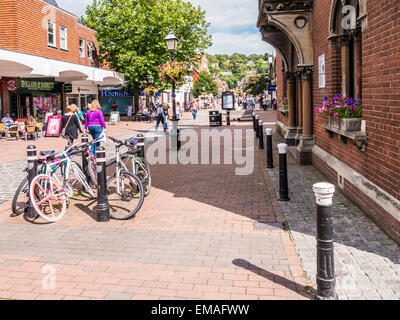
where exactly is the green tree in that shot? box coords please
[83,0,212,112]
[244,74,270,96]
[193,72,218,98]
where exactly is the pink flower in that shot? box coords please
[315,107,320,112]
[334,113,339,118]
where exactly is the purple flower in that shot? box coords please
[329,108,333,114]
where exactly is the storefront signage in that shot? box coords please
[6,80,18,92]
[269,85,277,91]
[64,84,73,93]
[101,89,133,97]
[20,80,55,91]
[46,116,62,137]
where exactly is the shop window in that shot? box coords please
[60,26,67,50]
[79,39,85,58]
[47,21,56,47]
[87,41,94,60]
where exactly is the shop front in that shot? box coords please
[65,84,99,111]
[100,89,134,115]
[8,78,63,121]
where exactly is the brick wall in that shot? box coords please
[0,0,99,67]
[312,0,400,202]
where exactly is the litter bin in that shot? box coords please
[209,111,221,127]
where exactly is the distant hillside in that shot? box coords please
[206,53,272,89]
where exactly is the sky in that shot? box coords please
[57,0,275,56]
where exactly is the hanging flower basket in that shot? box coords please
[145,86,158,96]
[278,97,288,113]
[159,61,189,84]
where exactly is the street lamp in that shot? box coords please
[164,28,180,150]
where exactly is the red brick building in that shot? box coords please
[258,0,400,243]
[0,0,122,119]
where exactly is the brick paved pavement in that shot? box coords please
[256,110,400,300]
[0,109,312,300]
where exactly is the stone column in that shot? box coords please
[340,35,351,98]
[284,72,297,146]
[297,66,314,165]
[295,70,303,145]
[352,30,362,99]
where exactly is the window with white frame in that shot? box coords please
[79,38,85,58]
[87,41,94,60]
[60,26,67,50]
[47,21,56,47]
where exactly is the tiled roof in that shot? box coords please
[43,0,59,8]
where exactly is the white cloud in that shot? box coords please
[57,0,275,55]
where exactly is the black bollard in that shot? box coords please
[81,134,90,182]
[27,145,38,219]
[96,147,110,222]
[313,183,337,300]
[265,128,274,169]
[277,143,290,201]
[258,120,264,149]
[137,133,145,158]
[252,112,256,132]
[227,111,231,126]
[177,128,181,151]
[255,115,259,138]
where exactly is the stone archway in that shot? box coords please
[257,1,314,155]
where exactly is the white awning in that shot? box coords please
[0,48,123,85]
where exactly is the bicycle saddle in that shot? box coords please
[127,138,139,146]
[40,151,56,156]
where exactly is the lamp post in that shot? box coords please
[164,28,180,151]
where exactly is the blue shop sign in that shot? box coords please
[101,89,133,97]
[268,85,277,91]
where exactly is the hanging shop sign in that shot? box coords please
[64,83,73,93]
[6,80,18,92]
[45,116,62,137]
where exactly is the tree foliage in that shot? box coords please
[83,0,212,110]
[244,74,271,96]
[193,71,218,98]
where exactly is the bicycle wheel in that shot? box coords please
[29,174,67,222]
[12,177,29,215]
[137,158,151,197]
[71,161,96,198]
[107,171,144,220]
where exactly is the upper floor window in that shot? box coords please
[87,41,94,60]
[47,21,56,47]
[60,26,67,50]
[79,39,85,58]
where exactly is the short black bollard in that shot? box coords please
[96,147,110,222]
[265,128,274,169]
[252,112,256,132]
[277,143,290,201]
[81,134,90,182]
[137,133,145,158]
[313,183,337,300]
[227,111,231,126]
[255,115,259,138]
[258,120,264,149]
[177,128,181,151]
[27,145,38,219]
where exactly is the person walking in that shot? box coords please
[61,104,82,146]
[191,99,199,120]
[85,100,106,157]
[155,104,165,131]
[126,104,133,120]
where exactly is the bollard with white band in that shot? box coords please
[277,143,289,201]
[27,145,38,219]
[136,133,145,158]
[313,183,337,300]
[265,128,274,169]
[96,147,110,222]
[258,120,264,149]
